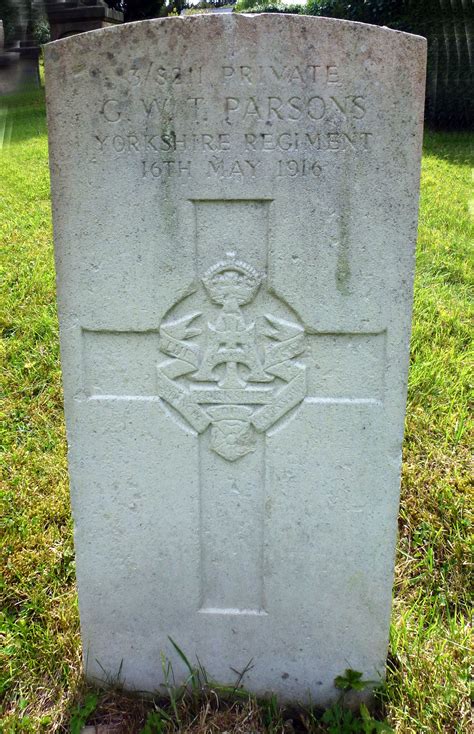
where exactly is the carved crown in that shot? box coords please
[202,252,263,306]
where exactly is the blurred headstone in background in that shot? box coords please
[0,2,41,95]
[420,0,473,129]
[45,0,123,42]
[0,19,20,95]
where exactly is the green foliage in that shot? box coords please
[182,7,212,14]
[0,0,50,45]
[31,19,50,45]
[0,0,20,42]
[335,669,373,693]
[304,0,466,24]
[109,0,231,13]
[236,1,304,13]
[69,693,98,734]
[360,704,394,733]
[321,703,394,733]
[238,0,454,22]
[140,710,167,734]
[186,0,236,8]
[320,669,394,734]
[261,693,283,729]
[234,0,258,11]
[105,0,170,21]
[168,636,205,696]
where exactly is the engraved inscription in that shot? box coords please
[223,94,366,123]
[96,131,372,155]
[123,63,343,89]
[156,253,307,461]
[91,58,375,182]
[221,64,342,85]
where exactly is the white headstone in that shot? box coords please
[45,15,426,703]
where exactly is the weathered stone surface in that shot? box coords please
[45,15,426,703]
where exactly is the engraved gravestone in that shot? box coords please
[45,15,426,703]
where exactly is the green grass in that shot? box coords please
[1,90,473,733]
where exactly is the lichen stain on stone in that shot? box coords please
[336,165,352,296]
[336,228,351,296]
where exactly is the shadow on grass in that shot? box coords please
[423,128,474,165]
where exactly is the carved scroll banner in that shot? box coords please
[157,253,307,461]
[45,15,426,703]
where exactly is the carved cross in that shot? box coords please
[81,254,385,614]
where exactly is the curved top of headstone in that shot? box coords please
[45,12,427,50]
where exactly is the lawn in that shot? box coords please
[1,90,472,733]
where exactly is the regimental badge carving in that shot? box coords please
[156,253,307,461]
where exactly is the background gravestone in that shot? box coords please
[0,18,40,95]
[45,0,123,42]
[45,15,426,703]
